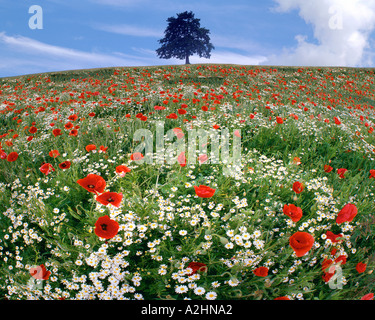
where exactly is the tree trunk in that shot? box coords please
[185,54,190,64]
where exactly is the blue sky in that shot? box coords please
[1,0,375,77]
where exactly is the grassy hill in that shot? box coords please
[0,64,375,300]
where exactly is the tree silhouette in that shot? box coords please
[156,11,214,64]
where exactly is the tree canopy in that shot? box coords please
[156,11,214,64]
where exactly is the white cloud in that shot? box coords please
[267,0,375,67]
[94,24,162,38]
[190,51,267,66]
[0,32,155,76]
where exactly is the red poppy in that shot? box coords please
[289,232,314,257]
[68,114,78,121]
[29,126,38,134]
[94,215,119,239]
[173,127,184,139]
[86,144,96,152]
[52,128,62,137]
[59,161,71,170]
[212,124,220,129]
[7,151,18,162]
[64,122,74,130]
[96,192,123,207]
[198,154,208,164]
[77,173,106,194]
[187,262,207,276]
[361,293,374,300]
[40,163,55,175]
[283,204,303,222]
[49,149,60,158]
[337,168,347,179]
[324,165,333,173]
[276,116,283,124]
[369,169,375,179]
[335,255,347,265]
[253,266,269,277]
[69,129,78,136]
[293,157,301,165]
[99,145,108,153]
[334,117,341,125]
[194,185,216,198]
[292,181,304,194]
[326,230,343,243]
[130,152,144,161]
[336,203,358,224]
[274,296,290,300]
[177,151,186,167]
[178,108,187,115]
[30,264,51,280]
[88,112,96,117]
[0,150,7,160]
[356,262,367,273]
[116,165,131,176]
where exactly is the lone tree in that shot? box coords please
[156,11,214,64]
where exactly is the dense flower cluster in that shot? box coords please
[0,65,374,300]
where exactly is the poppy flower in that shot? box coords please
[177,151,186,167]
[369,169,375,179]
[7,151,18,162]
[361,293,374,300]
[86,144,96,152]
[336,203,358,224]
[0,150,7,160]
[292,181,304,194]
[186,262,207,276]
[59,161,71,170]
[116,165,131,177]
[52,129,62,137]
[49,149,60,158]
[69,129,78,136]
[96,192,123,207]
[356,262,367,273]
[130,152,144,161]
[289,231,314,257]
[334,117,341,125]
[77,173,106,194]
[29,126,38,134]
[64,122,74,130]
[30,264,51,280]
[94,215,119,239]
[68,114,78,121]
[40,163,55,175]
[173,127,184,139]
[198,154,208,164]
[253,266,269,277]
[283,204,303,222]
[274,296,290,300]
[178,108,187,115]
[293,157,301,165]
[335,255,347,265]
[276,116,283,124]
[194,185,216,198]
[99,145,108,153]
[324,165,333,173]
[326,230,343,243]
[337,168,347,179]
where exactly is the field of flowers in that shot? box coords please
[0,64,375,300]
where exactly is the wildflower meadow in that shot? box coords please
[0,64,374,300]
